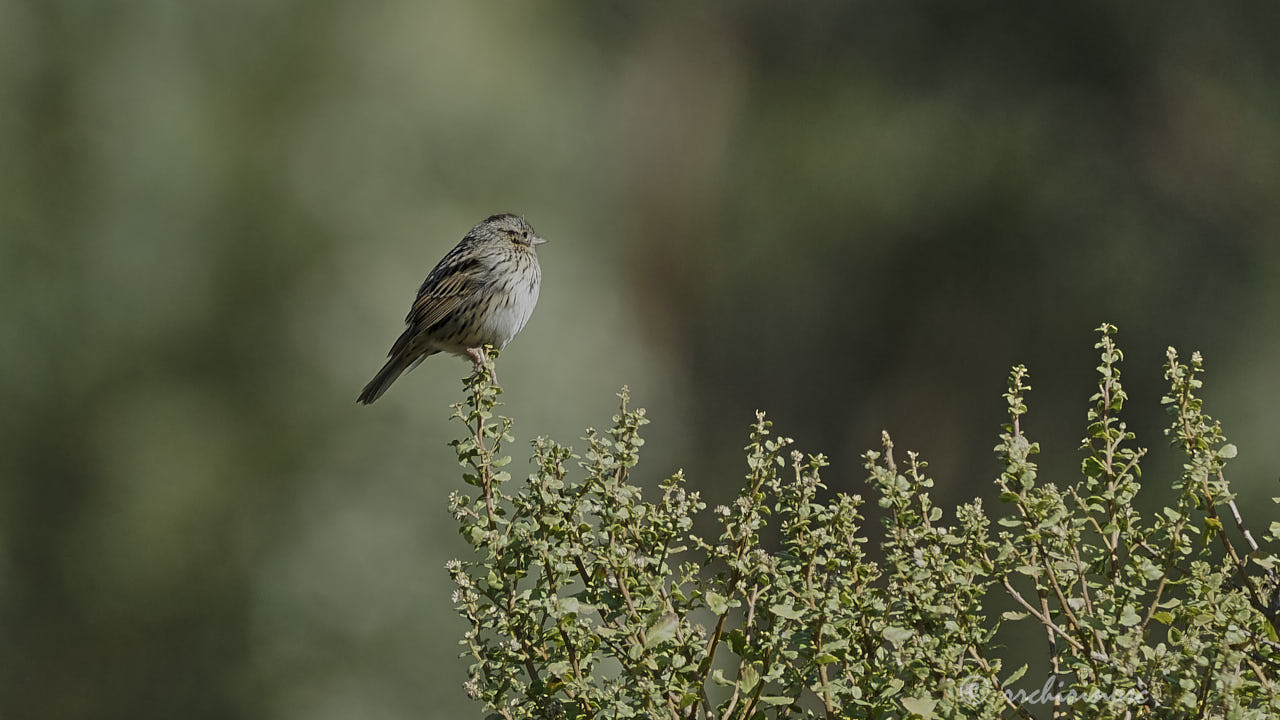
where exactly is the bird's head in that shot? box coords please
[473,213,546,250]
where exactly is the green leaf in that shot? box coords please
[881,626,914,647]
[1219,443,1237,459]
[770,603,804,620]
[1139,560,1164,581]
[726,629,747,656]
[759,696,794,707]
[1119,605,1142,627]
[901,695,937,719]
[645,613,677,648]
[740,664,760,692]
[1001,611,1029,621]
[705,591,729,615]
[1015,564,1043,579]
[1003,664,1028,686]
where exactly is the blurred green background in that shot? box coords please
[4,1,1279,717]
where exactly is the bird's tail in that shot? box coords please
[357,356,413,404]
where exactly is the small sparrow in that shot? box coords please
[357,213,545,404]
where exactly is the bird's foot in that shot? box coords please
[466,347,498,383]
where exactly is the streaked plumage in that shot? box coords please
[357,213,545,404]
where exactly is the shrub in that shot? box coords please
[446,325,1280,719]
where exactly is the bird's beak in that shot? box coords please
[532,235,548,246]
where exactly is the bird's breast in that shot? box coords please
[476,262,541,348]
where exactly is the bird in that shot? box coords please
[357,213,545,404]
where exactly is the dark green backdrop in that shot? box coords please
[3,2,1278,718]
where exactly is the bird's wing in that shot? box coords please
[406,256,484,330]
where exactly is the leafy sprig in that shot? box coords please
[446,331,1280,719]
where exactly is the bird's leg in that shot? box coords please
[466,346,497,383]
